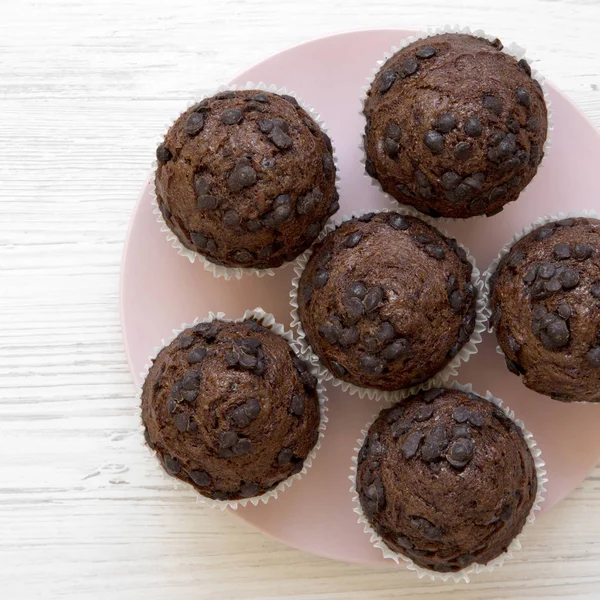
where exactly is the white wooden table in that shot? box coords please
[2,1,600,598]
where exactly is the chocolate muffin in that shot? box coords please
[155,89,338,269]
[297,212,477,391]
[490,217,600,402]
[363,33,548,218]
[141,318,321,501]
[356,388,538,573]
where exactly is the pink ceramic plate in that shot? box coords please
[121,30,600,565]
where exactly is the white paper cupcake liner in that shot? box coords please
[483,210,600,393]
[289,207,487,403]
[349,379,547,583]
[152,81,340,280]
[137,307,328,510]
[359,25,553,221]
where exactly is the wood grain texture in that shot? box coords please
[1,0,599,598]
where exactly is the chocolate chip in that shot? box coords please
[385,122,402,140]
[421,424,450,462]
[258,119,274,133]
[452,423,471,438]
[163,455,180,475]
[290,394,305,416]
[490,184,508,202]
[402,431,423,459]
[384,138,400,156]
[232,438,252,456]
[559,268,579,289]
[446,275,459,296]
[454,141,472,160]
[557,219,575,227]
[441,171,461,190]
[447,437,474,468]
[231,398,261,428]
[360,354,385,374]
[498,133,517,158]
[322,152,335,172]
[591,282,600,298]
[531,280,549,300]
[396,183,414,198]
[435,113,457,134]
[449,289,464,311]
[507,250,526,269]
[538,263,555,279]
[296,189,321,215]
[518,58,532,77]
[269,126,292,149]
[554,243,571,260]
[184,112,204,135]
[309,268,328,290]
[573,243,593,260]
[339,327,360,348]
[483,95,503,116]
[381,339,410,361]
[331,361,347,378]
[344,296,365,322]
[214,91,235,100]
[239,482,260,498]
[425,245,445,260]
[186,346,207,365]
[395,535,413,550]
[219,431,238,451]
[462,117,483,138]
[402,57,419,75]
[424,130,444,154]
[302,283,313,303]
[453,405,470,423]
[516,87,531,107]
[587,347,600,367]
[227,159,257,192]
[281,94,299,107]
[526,116,540,132]
[468,411,485,427]
[364,286,385,312]
[557,304,572,320]
[375,321,395,343]
[277,447,293,466]
[541,320,570,349]
[378,69,396,94]
[347,280,368,300]
[193,322,220,340]
[220,108,243,125]
[173,413,189,433]
[508,118,521,134]
[415,405,434,422]
[546,277,561,294]
[414,171,430,189]
[423,389,444,404]
[411,516,443,541]
[416,46,436,59]
[181,370,202,391]
[156,143,172,163]
[388,214,410,230]
[190,470,211,487]
[344,231,363,248]
[197,194,220,211]
[363,476,386,517]
[246,219,262,232]
[232,249,254,264]
[222,209,240,228]
[144,428,155,449]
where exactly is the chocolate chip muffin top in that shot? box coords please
[297,212,477,391]
[155,90,338,269]
[363,33,547,219]
[490,217,600,402]
[356,388,537,573]
[141,318,321,501]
